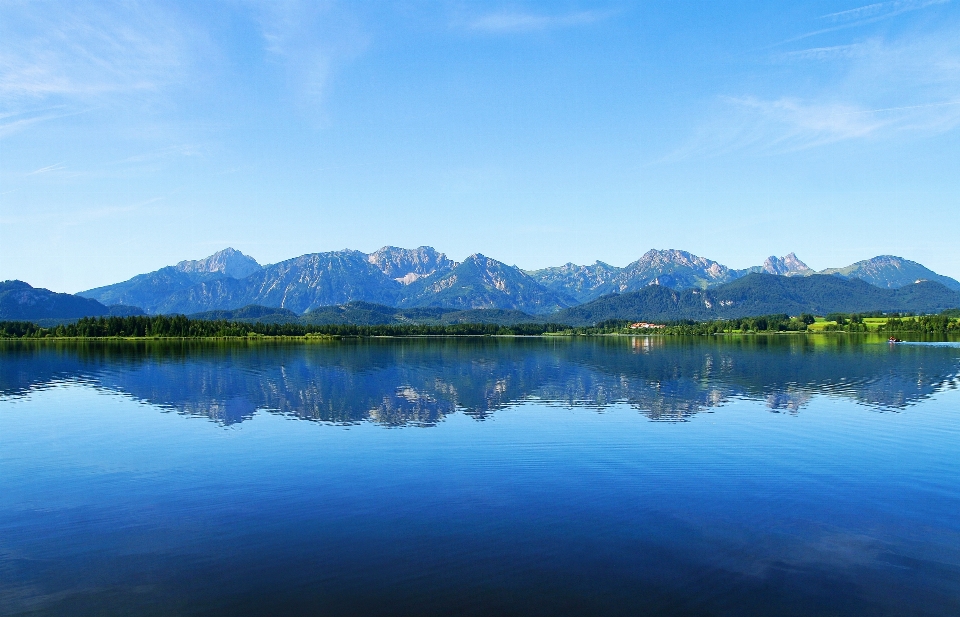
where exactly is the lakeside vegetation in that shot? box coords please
[622,313,960,335]
[0,311,958,340]
[0,315,572,339]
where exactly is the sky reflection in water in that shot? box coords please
[1,336,959,616]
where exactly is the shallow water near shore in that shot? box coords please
[1,335,959,616]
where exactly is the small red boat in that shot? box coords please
[888,337,902,343]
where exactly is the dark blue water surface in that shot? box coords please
[1,336,959,616]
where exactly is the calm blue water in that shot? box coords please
[1,336,959,616]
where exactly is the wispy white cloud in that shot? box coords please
[669,12,960,160]
[250,1,369,112]
[465,10,609,33]
[0,1,200,103]
[662,98,883,161]
[782,43,867,61]
[73,197,163,225]
[668,92,960,161]
[0,0,224,182]
[27,163,66,175]
[0,196,161,227]
[0,105,95,138]
[721,96,903,150]
[778,0,949,45]
[820,0,949,23]
[110,144,205,165]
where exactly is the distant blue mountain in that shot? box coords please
[397,253,572,314]
[79,247,263,313]
[187,305,301,323]
[528,249,744,302]
[553,274,960,326]
[819,255,960,290]
[1,280,143,322]
[529,250,960,303]
[183,302,544,326]
[79,247,572,315]
[301,302,543,326]
[71,246,960,318]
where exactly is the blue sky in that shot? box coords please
[2,0,959,292]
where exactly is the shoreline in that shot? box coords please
[2,331,959,342]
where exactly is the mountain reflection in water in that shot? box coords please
[1,336,958,426]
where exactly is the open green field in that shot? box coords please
[806,316,959,332]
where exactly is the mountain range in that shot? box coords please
[553,273,960,326]
[526,251,960,302]
[79,246,574,315]
[77,246,960,315]
[3,246,959,324]
[0,280,143,323]
[186,274,960,327]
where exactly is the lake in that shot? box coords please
[1,335,959,616]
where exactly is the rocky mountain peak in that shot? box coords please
[397,252,571,313]
[763,253,812,276]
[73,245,960,318]
[816,255,960,290]
[637,249,730,275]
[176,248,262,280]
[1,280,32,291]
[367,246,456,285]
[627,249,734,285]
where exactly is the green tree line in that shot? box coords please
[1,311,957,340]
[0,315,572,339]
[614,312,959,335]
[629,314,816,335]
[877,315,960,333]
